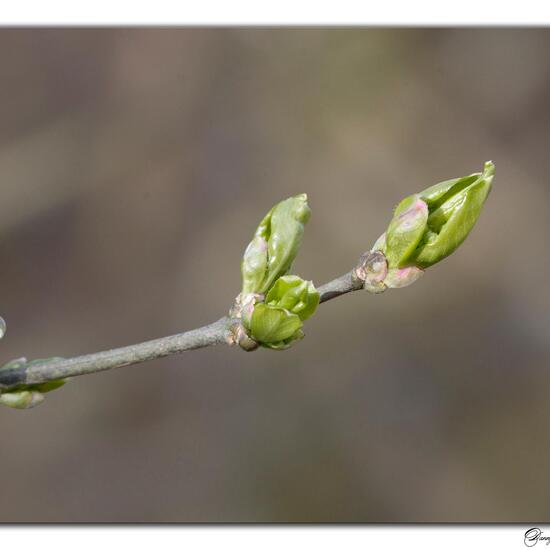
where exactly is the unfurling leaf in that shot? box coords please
[241,194,311,295]
[369,161,494,290]
[249,304,303,345]
[243,275,319,350]
[264,275,319,321]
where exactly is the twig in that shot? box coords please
[0,268,362,390]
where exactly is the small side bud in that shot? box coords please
[0,390,45,409]
[0,357,67,409]
[227,320,259,352]
[354,250,388,293]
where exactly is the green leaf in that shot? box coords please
[380,161,494,271]
[264,194,310,292]
[241,235,269,295]
[265,275,319,321]
[385,195,429,268]
[418,174,479,207]
[261,329,305,350]
[249,303,303,344]
[412,161,494,268]
[240,194,311,294]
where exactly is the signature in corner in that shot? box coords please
[525,528,550,547]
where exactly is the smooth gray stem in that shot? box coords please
[317,271,362,303]
[0,318,230,389]
[0,270,363,389]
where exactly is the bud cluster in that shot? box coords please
[355,161,494,293]
[231,194,320,351]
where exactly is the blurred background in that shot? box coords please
[0,28,548,522]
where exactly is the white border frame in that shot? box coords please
[1,0,550,25]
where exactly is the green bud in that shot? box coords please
[0,357,67,409]
[264,275,320,321]
[376,161,494,270]
[248,304,303,350]
[236,195,318,351]
[241,194,311,295]
[0,390,44,409]
[263,329,305,351]
[384,196,429,269]
[413,161,494,268]
[244,275,319,350]
[241,236,268,295]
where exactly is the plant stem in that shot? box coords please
[0,269,363,390]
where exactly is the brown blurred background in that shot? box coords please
[0,28,548,522]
